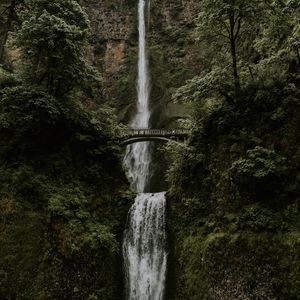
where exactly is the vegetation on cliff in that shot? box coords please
[0,1,132,299]
[166,0,300,299]
[0,0,299,299]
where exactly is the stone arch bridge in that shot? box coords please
[119,128,190,146]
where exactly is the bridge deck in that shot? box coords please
[121,128,190,138]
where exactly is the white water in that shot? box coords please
[123,193,167,300]
[123,0,151,193]
[123,0,167,299]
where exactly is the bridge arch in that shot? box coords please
[121,136,174,146]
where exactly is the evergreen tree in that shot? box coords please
[16,0,99,96]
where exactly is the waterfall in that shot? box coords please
[123,193,167,300]
[123,0,151,193]
[123,0,167,299]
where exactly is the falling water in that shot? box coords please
[123,0,151,193]
[123,0,167,299]
[123,193,167,300]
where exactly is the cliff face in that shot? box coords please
[82,0,135,105]
[82,0,200,126]
[81,0,202,191]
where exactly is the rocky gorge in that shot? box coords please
[0,0,299,299]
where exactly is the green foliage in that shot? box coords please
[237,205,286,232]
[254,0,299,59]
[173,69,231,103]
[169,208,300,300]
[194,0,267,92]
[175,0,299,106]
[164,141,204,196]
[230,147,287,202]
[0,67,20,88]
[0,1,132,299]
[0,159,131,299]
[0,85,60,129]
[0,207,45,299]
[48,186,118,255]
[231,146,286,180]
[16,0,99,96]
[0,83,122,149]
[168,2,300,299]
[279,232,300,299]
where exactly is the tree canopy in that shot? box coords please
[16,0,99,96]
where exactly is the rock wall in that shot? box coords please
[82,0,201,125]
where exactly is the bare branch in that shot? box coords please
[234,16,243,41]
[0,6,10,17]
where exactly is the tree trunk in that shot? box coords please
[229,13,240,95]
[0,29,8,62]
[0,0,16,62]
[230,37,240,92]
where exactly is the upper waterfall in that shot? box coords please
[123,0,151,192]
[134,0,150,129]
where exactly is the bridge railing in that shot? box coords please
[120,128,190,137]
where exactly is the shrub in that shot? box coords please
[230,146,287,203]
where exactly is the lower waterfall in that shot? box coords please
[123,193,167,300]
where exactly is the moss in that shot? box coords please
[0,208,45,299]
[166,77,300,299]
[168,216,300,300]
[0,82,133,299]
[0,163,133,299]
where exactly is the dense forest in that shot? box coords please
[0,0,299,300]
[165,0,300,299]
[0,1,133,299]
